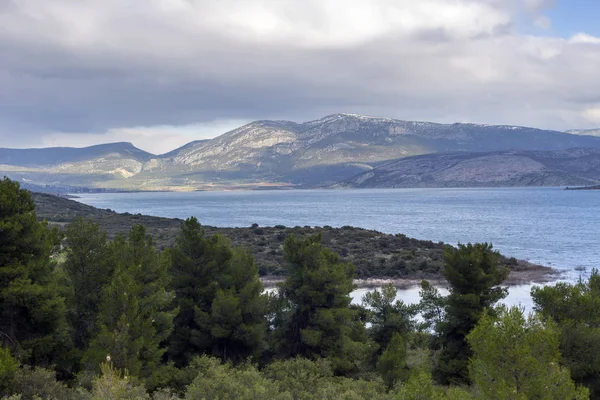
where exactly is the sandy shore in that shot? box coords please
[261,263,561,289]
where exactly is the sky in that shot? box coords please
[1,0,600,154]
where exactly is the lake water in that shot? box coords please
[75,188,600,312]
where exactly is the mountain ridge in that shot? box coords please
[3,114,600,190]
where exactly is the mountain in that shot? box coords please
[4,114,600,190]
[138,114,600,188]
[337,148,600,188]
[567,129,600,137]
[0,142,154,190]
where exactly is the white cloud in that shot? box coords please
[38,120,249,154]
[570,33,600,45]
[583,106,600,124]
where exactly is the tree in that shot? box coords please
[377,333,409,389]
[467,306,589,400]
[532,270,600,397]
[272,234,366,374]
[85,226,176,387]
[169,218,266,366]
[63,218,113,351]
[362,284,417,359]
[435,243,508,384]
[0,177,69,366]
[209,248,267,362]
[417,280,445,333]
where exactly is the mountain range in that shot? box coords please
[2,114,600,191]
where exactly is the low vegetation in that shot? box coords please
[31,192,548,280]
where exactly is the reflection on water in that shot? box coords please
[352,285,537,314]
[268,284,539,314]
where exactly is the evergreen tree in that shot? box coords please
[63,218,113,351]
[417,280,446,332]
[85,226,176,387]
[169,218,266,366]
[377,332,409,389]
[209,248,267,362]
[468,306,589,399]
[0,177,69,366]
[272,234,365,374]
[435,243,508,385]
[362,284,417,360]
[532,270,600,397]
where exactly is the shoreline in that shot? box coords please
[31,192,567,288]
[261,265,562,289]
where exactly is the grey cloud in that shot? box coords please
[0,0,599,150]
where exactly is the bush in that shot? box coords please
[8,367,87,400]
[0,348,18,394]
[91,362,148,400]
[183,356,284,400]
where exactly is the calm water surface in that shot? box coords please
[75,188,600,311]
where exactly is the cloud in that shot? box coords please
[0,0,599,151]
[583,106,600,124]
[570,33,600,45]
[37,120,249,154]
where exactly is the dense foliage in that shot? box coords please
[0,178,595,399]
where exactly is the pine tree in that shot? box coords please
[272,234,365,374]
[85,226,176,386]
[532,270,600,397]
[169,217,267,366]
[63,218,113,350]
[209,248,267,362]
[362,284,417,360]
[468,306,589,399]
[0,177,69,366]
[435,243,508,385]
[377,332,409,389]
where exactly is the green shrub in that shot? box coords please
[9,367,87,400]
[183,356,285,400]
[0,348,18,393]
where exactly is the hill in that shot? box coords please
[337,148,600,188]
[6,114,600,190]
[148,114,600,188]
[0,142,154,190]
[31,191,555,284]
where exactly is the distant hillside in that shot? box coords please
[0,142,154,190]
[31,192,553,283]
[0,142,152,167]
[5,114,600,190]
[338,148,600,188]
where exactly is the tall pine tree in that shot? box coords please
[272,234,366,374]
[435,243,508,385]
[85,226,176,387]
[0,178,69,366]
[169,217,266,366]
[63,218,114,351]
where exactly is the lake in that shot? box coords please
[75,188,600,312]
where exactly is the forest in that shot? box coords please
[0,177,597,399]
